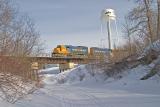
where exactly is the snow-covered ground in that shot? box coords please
[0,63,160,107]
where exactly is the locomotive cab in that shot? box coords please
[52,45,69,57]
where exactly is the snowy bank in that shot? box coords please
[0,73,36,103]
[42,65,106,85]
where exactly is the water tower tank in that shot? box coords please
[101,9,116,21]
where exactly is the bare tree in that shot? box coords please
[11,15,44,56]
[0,0,44,56]
[144,0,154,42]
[128,0,160,42]
[124,0,160,53]
[0,0,44,103]
[122,16,133,56]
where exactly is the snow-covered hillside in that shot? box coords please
[0,61,160,107]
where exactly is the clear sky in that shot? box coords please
[15,0,135,52]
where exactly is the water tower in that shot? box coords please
[101,9,117,50]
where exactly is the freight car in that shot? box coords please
[90,47,111,56]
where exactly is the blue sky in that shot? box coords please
[15,0,135,52]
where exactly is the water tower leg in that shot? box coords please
[107,19,111,50]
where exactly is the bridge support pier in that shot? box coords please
[59,62,74,72]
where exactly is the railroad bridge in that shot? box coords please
[29,56,104,71]
[0,56,105,71]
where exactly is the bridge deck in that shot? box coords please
[29,56,89,64]
[0,56,102,64]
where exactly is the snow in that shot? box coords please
[42,65,101,85]
[0,59,160,106]
[146,40,160,52]
[40,67,60,75]
[140,39,160,58]
[0,73,36,103]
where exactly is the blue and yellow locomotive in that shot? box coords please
[52,45,88,57]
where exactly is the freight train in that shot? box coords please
[52,45,111,57]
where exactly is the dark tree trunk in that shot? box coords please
[144,0,153,43]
